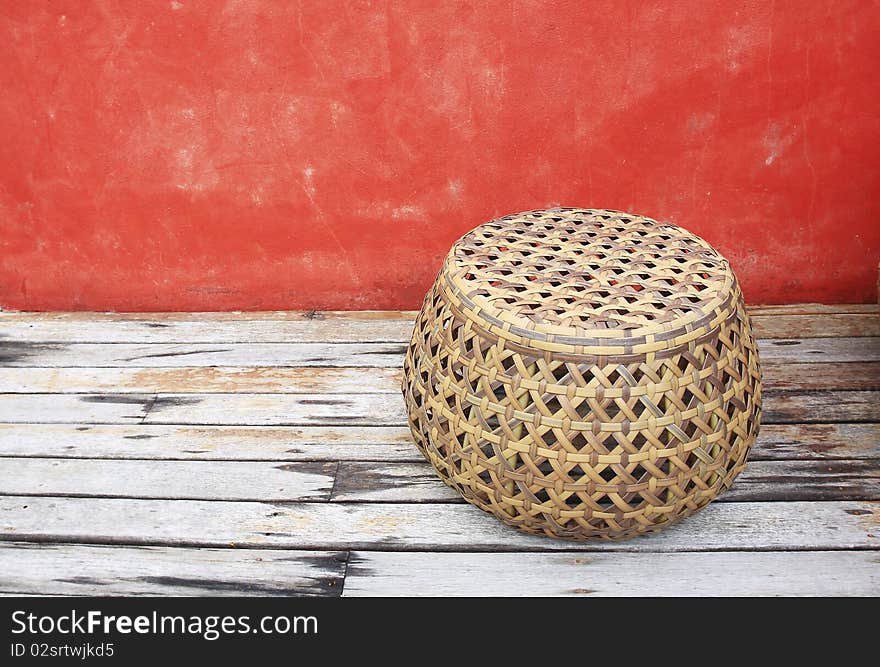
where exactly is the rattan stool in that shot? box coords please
[403,208,762,540]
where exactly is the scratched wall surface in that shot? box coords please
[1,1,878,310]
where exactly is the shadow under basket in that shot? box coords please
[402,207,763,541]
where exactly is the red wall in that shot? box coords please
[2,0,878,311]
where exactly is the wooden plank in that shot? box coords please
[0,310,419,322]
[2,363,876,394]
[0,319,413,344]
[1,390,876,425]
[139,393,404,426]
[727,460,880,501]
[756,337,880,362]
[747,304,880,316]
[3,313,877,342]
[0,393,405,426]
[0,543,345,596]
[1,304,876,324]
[0,342,407,368]
[0,394,152,424]
[767,390,879,424]
[330,460,880,503]
[0,459,336,501]
[0,424,417,461]
[761,362,880,391]
[751,424,880,460]
[1,338,878,368]
[0,497,876,551]
[343,550,880,596]
[751,314,880,338]
[0,367,403,394]
[0,423,875,462]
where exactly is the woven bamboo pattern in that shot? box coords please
[403,208,762,540]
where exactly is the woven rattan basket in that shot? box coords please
[403,208,762,540]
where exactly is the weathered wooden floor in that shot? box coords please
[0,305,878,596]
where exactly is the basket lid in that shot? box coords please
[439,208,738,358]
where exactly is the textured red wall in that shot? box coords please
[2,1,878,311]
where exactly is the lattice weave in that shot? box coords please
[403,208,762,540]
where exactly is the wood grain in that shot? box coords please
[751,423,880,460]
[0,367,403,394]
[343,550,880,596]
[756,337,880,362]
[329,460,880,503]
[0,303,875,321]
[0,393,404,426]
[0,423,416,461]
[0,543,345,596]
[1,338,878,368]
[751,314,880,338]
[0,423,876,464]
[0,319,413,344]
[0,342,408,368]
[2,312,877,342]
[1,390,876,425]
[0,310,420,323]
[767,390,879,424]
[0,394,153,424]
[1,496,876,552]
[10,458,872,503]
[0,458,337,501]
[746,304,880,316]
[1,306,876,597]
[760,362,880,391]
[2,362,876,394]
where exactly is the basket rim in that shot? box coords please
[441,207,739,356]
